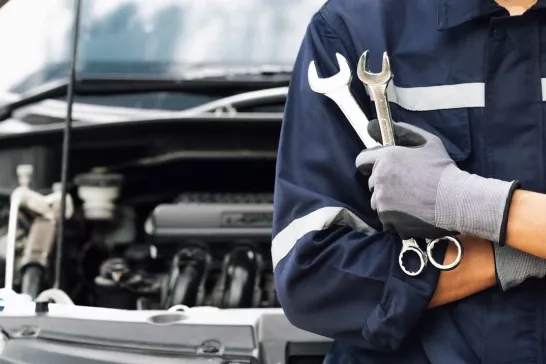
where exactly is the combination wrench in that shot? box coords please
[356,50,463,276]
[356,51,396,146]
[308,53,380,149]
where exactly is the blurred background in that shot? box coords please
[0,0,320,93]
[0,0,325,311]
[0,2,340,363]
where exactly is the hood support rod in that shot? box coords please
[54,0,82,289]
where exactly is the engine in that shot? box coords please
[0,160,279,311]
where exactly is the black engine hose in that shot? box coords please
[21,265,45,299]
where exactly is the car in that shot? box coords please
[0,1,332,363]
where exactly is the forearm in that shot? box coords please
[505,190,546,258]
[429,235,496,308]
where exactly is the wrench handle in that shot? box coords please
[368,86,396,146]
[327,88,381,149]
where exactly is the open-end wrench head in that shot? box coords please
[308,53,352,94]
[357,51,392,85]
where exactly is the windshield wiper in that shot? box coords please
[0,70,292,122]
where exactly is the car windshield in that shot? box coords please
[0,0,324,95]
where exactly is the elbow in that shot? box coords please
[271,225,437,353]
[274,260,315,333]
[273,254,430,354]
[273,255,388,351]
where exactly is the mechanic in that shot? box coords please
[272,0,546,363]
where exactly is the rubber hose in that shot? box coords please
[21,265,44,299]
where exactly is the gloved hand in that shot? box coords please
[355,120,520,244]
[494,244,546,291]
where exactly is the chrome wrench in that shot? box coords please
[356,50,463,275]
[308,53,380,149]
[356,51,396,146]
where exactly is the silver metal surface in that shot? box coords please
[356,50,463,276]
[399,239,427,277]
[308,53,380,148]
[356,51,396,146]
[427,236,463,271]
[399,236,463,276]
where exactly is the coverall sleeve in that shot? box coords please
[272,11,446,353]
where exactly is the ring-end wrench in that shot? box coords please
[399,238,428,277]
[426,236,463,271]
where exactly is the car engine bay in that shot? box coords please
[0,114,281,312]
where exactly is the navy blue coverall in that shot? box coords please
[272,0,546,363]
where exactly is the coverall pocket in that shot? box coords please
[391,105,472,162]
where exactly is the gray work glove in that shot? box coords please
[494,244,546,291]
[355,120,520,245]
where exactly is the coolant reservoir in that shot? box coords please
[75,170,124,221]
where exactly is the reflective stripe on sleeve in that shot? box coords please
[271,206,377,270]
